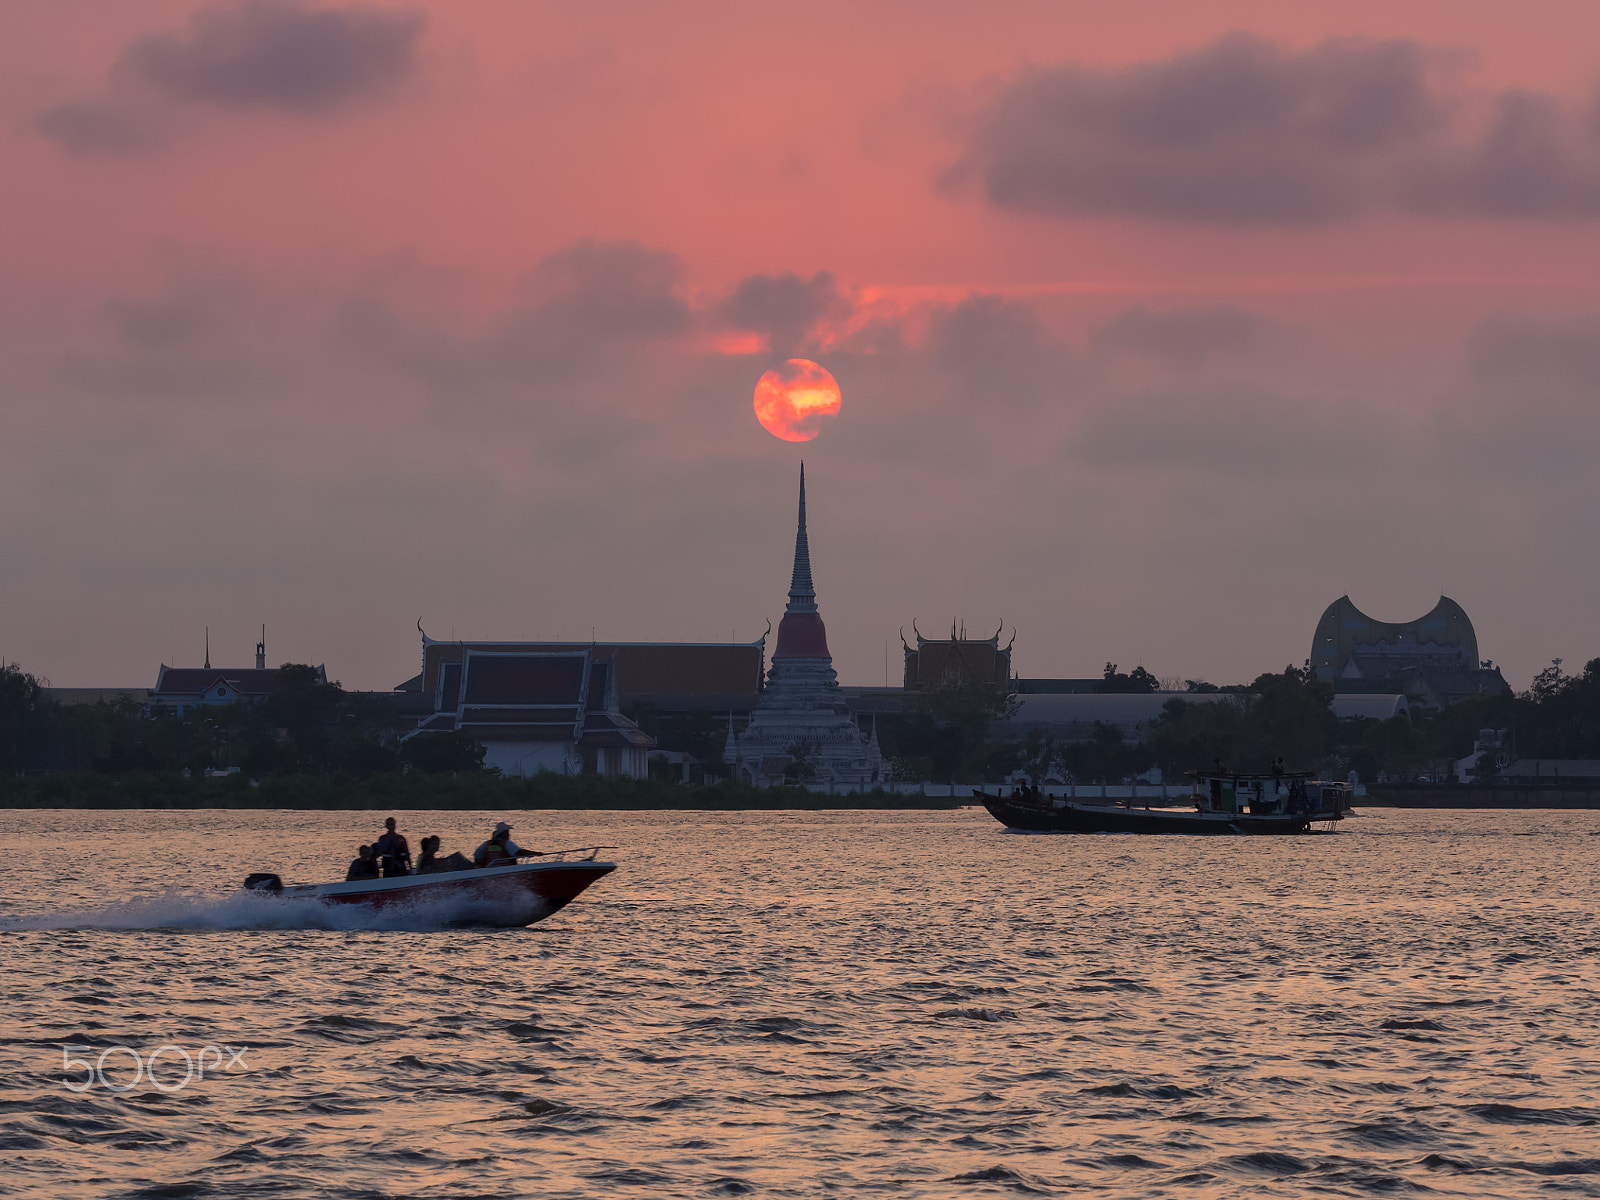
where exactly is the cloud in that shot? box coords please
[948,33,1600,223]
[1443,315,1600,479]
[517,238,690,344]
[122,0,425,111]
[338,238,694,428]
[1466,313,1600,394]
[1091,305,1266,367]
[1405,90,1600,217]
[34,1,424,155]
[33,102,167,157]
[17,239,1600,691]
[1067,386,1377,478]
[715,271,850,356]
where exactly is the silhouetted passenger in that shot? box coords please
[415,836,473,874]
[416,835,441,872]
[374,816,411,877]
[346,845,380,881]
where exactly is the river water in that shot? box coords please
[0,807,1597,1199]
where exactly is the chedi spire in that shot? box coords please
[773,464,830,659]
[787,463,816,612]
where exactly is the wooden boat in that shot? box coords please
[979,770,1351,835]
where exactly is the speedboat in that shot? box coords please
[980,770,1352,835]
[240,847,616,927]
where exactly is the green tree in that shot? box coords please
[1246,666,1337,769]
[1100,663,1159,694]
[783,737,819,783]
[0,663,51,772]
[1058,722,1155,783]
[1146,696,1247,779]
[401,731,488,773]
[1017,729,1058,784]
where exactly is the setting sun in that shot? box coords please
[752,359,842,443]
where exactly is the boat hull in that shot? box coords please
[979,793,1344,835]
[273,860,615,927]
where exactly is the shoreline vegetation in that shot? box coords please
[4,656,1599,809]
[0,772,970,811]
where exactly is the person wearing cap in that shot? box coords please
[473,821,530,868]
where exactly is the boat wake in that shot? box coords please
[0,886,550,933]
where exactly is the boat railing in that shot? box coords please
[525,846,616,863]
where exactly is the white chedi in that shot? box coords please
[725,465,883,788]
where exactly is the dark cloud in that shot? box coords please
[949,33,1600,223]
[817,293,1081,474]
[35,2,425,156]
[518,239,690,344]
[34,102,166,157]
[122,0,424,112]
[1467,313,1600,393]
[924,294,1066,389]
[715,271,850,355]
[1405,91,1600,217]
[1067,387,1375,478]
[104,294,219,347]
[1443,315,1600,478]
[53,271,285,402]
[341,239,693,420]
[1091,305,1266,367]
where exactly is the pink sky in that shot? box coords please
[6,0,1600,690]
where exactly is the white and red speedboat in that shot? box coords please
[242,848,615,928]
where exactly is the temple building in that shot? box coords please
[1310,595,1509,708]
[407,643,655,778]
[725,466,883,787]
[149,629,323,716]
[402,621,766,779]
[902,621,1014,692]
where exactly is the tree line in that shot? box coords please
[876,659,1600,786]
[0,663,484,778]
[3,655,1597,792]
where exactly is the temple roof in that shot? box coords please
[152,665,322,698]
[415,648,654,748]
[418,639,765,702]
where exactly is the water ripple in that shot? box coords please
[0,807,1596,1198]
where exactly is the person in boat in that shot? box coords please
[1287,777,1307,814]
[374,816,411,877]
[474,822,531,868]
[346,845,380,881]
[416,835,472,874]
[415,835,440,872]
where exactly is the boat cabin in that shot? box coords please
[1188,769,1349,816]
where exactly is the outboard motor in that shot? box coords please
[243,872,283,894]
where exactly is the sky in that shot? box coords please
[5,0,1600,691]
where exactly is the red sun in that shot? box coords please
[753,359,842,442]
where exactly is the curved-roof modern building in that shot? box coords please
[1312,595,1478,678]
[1310,595,1507,707]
